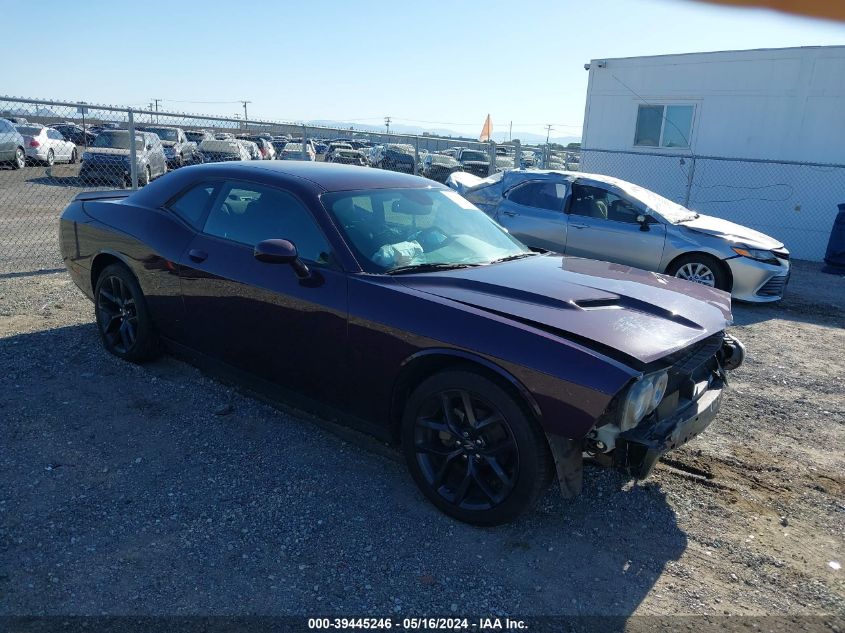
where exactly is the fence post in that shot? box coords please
[127,109,138,190]
[414,137,419,176]
[683,155,696,208]
[488,140,496,176]
[513,140,521,169]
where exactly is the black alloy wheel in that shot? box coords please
[403,369,551,525]
[94,264,159,362]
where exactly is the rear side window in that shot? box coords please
[506,181,567,212]
[168,183,217,228]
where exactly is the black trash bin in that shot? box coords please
[822,202,845,274]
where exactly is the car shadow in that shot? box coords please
[1,323,686,618]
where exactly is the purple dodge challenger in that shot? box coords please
[60,162,744,525]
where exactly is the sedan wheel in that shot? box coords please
[94,264,159,362]
[45,149,55,166]
[69,149,78,164]
[13,147,25,169]
[675,262,716,286]
[403,369,551,525]
[668,253,729,291]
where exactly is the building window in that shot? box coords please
[634,104,694,148]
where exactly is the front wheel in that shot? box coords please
[667,253,730,292]
[69,148,78,164]
[402,369,551,525]
[94,264,160,362]
[139,165,151,186]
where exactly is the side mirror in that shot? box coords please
[146,144,153,151]
[254,238,311,279]
[637,214,650,231]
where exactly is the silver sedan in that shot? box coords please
[448,169,790,302]
[14,124,78,165]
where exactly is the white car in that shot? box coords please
[237,139,262,160]
[15,124,78,165]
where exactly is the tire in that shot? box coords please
[667,253,730,292]
[12,147,25,169]
[45,149,55,166]
[139,165,151,186]
[94,263,160,363]
[402,369,551,525]
[69,149,78,164]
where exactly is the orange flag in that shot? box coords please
[479,114,492,142]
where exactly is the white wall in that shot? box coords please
[583,46,845,163]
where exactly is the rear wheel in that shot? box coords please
[94,264,160,363]
[12,147,25,169]
[667,253,730,292]
[69,148,78,164]
[45,149,55,166]
[402,369,551,525]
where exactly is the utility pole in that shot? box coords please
[240,100,252,130]
[153,98,162,123]
[509,121,512,142]
[384,116,391,136]
[544,124,553,168]
[545,124,553,145]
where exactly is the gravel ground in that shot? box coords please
[0,262,843,618]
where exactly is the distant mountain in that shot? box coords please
[305,119,580,146]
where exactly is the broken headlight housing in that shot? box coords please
[620,370,669,431]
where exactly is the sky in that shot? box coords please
[4,0,845,142]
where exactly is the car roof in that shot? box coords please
[192,161,444,192]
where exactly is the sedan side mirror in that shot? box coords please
[636,214,650,231]
[254,238,311,279]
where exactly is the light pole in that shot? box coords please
[240,100,252,131]
[384,116,391,136]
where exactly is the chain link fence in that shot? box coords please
[1,96,558,274]
[581,148,845,262]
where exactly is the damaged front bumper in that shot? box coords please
[613,382,723,478]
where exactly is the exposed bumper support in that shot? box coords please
[614,386,723,478]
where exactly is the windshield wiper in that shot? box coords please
[487,252,539,265]
[385,262,480,275]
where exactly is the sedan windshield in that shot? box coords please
[92,132,143,150]
[322,187,530,273]
[461,151,487,162]
[142,127,179,141]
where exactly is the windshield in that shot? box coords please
[431,155,457,165]
[461,151,487,162]
[92,132,143,150]
[185,131,206,142]
[16,125,43,136]
[142,127,179,141]
[617,181,696,222]
[284,143,304,151]
[322,187,530,273]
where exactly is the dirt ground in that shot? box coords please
[0,261,843,618]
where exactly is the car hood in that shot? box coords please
[396,254,732,365]
[679,214,783,249]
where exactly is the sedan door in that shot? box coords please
[177,179,349,407]
[564,182,667,271]
[46,128,71,161]
[495,179,570,253]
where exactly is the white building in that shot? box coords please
[580,46,845,261]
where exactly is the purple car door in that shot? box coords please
[176,179,348,405]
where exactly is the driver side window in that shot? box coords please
[570,184,641,223]
[506,181,566,212]
[203,181,332,263]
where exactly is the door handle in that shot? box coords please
[188,249,208,263]
[501,211,517,217]
[570,223,588,229]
